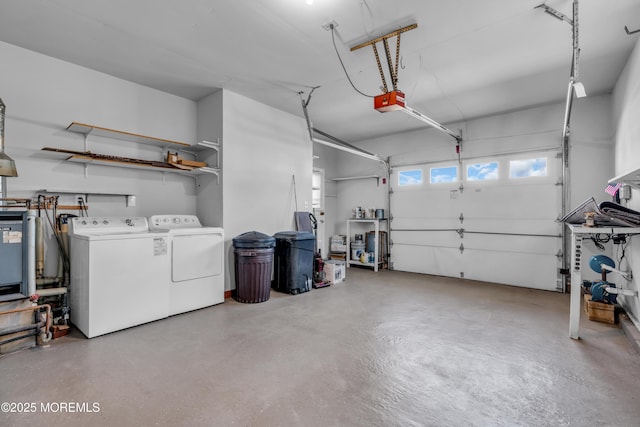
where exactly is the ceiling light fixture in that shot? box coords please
[306,0,313,5]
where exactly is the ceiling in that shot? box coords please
[1,0,639,142]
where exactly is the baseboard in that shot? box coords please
[224,290,232,300]
[620,313,640,355]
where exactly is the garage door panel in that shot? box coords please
[462,249,560,290]
[462,234,559,254]
[392,231,459,248]
[461,185,559,218]
[392,217,460,230]
[393,192,461,211]
[392,245,462,277]
[462,218,561,235]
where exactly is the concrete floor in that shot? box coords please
[1,268,639,427]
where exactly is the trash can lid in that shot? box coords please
[274,231,316,241]
[233,231,276,248]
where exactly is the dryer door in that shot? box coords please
[172,233,223,282]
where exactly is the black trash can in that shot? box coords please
[273,231,316,295]
[232,231,276,303]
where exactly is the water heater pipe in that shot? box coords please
[27,210,36,296]
[36,217,45,277]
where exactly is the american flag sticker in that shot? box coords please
[605,182,621,196]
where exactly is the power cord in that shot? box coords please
[590,233,610,251]
[330,24,375,98]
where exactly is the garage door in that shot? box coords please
[390,149,563,291]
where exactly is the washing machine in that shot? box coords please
[148,215,224,315]
[69,217,170,338]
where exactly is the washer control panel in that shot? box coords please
[70,217,150,235]
[148,215,202,230]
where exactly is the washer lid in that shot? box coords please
[232,231,275,248]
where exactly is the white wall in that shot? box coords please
[196,91,223,228]
[312,142,341,256]
[0,42,198,276]
[215,91,312,291]
[612,36,640,329]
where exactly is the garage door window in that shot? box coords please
[509,158,547,179]
[398,169,423,186]
[430,166,458,184]
[466,162,498,181]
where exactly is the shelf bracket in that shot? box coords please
[625,25,640,35]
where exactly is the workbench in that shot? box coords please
[568,224,640,339]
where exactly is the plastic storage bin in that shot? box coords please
[273,231,315,295]
[232,231,276,303]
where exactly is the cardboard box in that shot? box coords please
[325,260,346,284]
[330,235,347,253]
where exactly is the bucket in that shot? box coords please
[351,241,365,260]
[375,209,384,219]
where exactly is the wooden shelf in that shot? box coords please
[66,122,190,148]
[58,123,220,181]
[66,155,219,176]
[181,139,220,154]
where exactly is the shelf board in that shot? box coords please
[66,122,190,148]
[39,189,132,197]
[609,169,640,188]
[348,260,383,267]
[333,175,380,181]
[67,155,180,172]
[568,224,640,234]
[66,155,218,176]
[181,140,220,154]
[186,166,220,176]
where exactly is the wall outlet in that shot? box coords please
[76,194,87,205]
[321,20,338,31]
[126,195,136,207]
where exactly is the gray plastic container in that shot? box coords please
[273,231,315,295]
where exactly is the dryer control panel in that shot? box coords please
[148,215,202,230]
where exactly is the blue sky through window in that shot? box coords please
[398,169,423,186]
[510,158,547,178]
[467,162,498,181]
[430,166,458,183]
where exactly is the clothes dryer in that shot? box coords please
[148,215,224,315]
